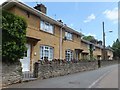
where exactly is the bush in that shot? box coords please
[2,10,27,63]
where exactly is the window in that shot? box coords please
[65,32,73,40]
[41,20,44,30]
[87,44,90,50]
[40,20,54,34]
[65,49,73,61]
[40,46,53,61]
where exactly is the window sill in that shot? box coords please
[64,39,74,42]
[40,29,55,36]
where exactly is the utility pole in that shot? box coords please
[103,22,106,60]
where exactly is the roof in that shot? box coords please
[2,0,83,36]
[105,47,113,51]
[81,39,103,49]
[81,39,93,45]
[95,44,103,49]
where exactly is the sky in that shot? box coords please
[1,0,118,46]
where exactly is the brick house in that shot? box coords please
[2,0,113,72]
[105,47,113,60]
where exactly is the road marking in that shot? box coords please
[88,69,112,88]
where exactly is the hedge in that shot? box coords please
[2,10,27,63]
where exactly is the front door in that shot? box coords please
[20,44,31,72]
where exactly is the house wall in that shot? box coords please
[62,31,82,59]
[93,47,102,59]
[7,6,84,71]
[81,42,89,53]
[7,6,60,71]
[81,42,89,60]
[107,50,113,60]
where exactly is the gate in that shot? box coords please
[22,71,34,79]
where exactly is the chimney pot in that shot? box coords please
[34,4,47,14]
[57,20,63,23]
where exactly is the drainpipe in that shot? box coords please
[60,24,66,60]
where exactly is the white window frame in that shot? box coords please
[87,44,90,50]
[40,45,54,61]
[65,31,73,40]
[40,20,54,34]
[65,49,73,61]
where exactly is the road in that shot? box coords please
[6,64,118,88]
[0,61,2,90]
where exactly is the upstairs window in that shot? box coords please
[40,20,54,34]
[65,32,73,40]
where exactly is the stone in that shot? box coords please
[2,61,22,87]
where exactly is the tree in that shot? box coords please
[82,35,96,43]
[82,35,96,60]
[112,39,120,59]
[2,10,27,63]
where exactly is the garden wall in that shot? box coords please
[34,60,98,79]
[101,60,118,67]
[34,60,118,79]
[2,61,22,87]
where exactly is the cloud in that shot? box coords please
[83,33,96,38]
[103,7,118,23]
[84,14,96,23]
[87,33,96,38]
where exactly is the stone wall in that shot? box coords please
[34,60,98,79]
[2,61,22,87]
[101,60,118,67]
[1,59,118,87]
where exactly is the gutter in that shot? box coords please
[59,24,66,60]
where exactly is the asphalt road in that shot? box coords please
[7,64,118,88]
[90,64,118,88]
[0,61,2,89]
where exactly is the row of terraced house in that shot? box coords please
[2,0,113,72]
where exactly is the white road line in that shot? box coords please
[88,69,112,88]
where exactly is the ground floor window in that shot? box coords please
[65,49,73,61]
[40,45,53,61]
[97,55,101,60]
[81,53,89,60]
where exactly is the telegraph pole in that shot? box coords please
[103,22,106,60]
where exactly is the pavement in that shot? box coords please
[4,64,118,88]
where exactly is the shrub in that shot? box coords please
[2,10,27,63]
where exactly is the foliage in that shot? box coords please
[112,39,120,59]
[82,35,96,43]
[2,10,27,63]
[89,44,94,60]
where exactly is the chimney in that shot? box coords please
[57,20,63,23]
[97,40,102,45]
[34,4,47,14]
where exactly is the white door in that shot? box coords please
[20,44,31,72]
